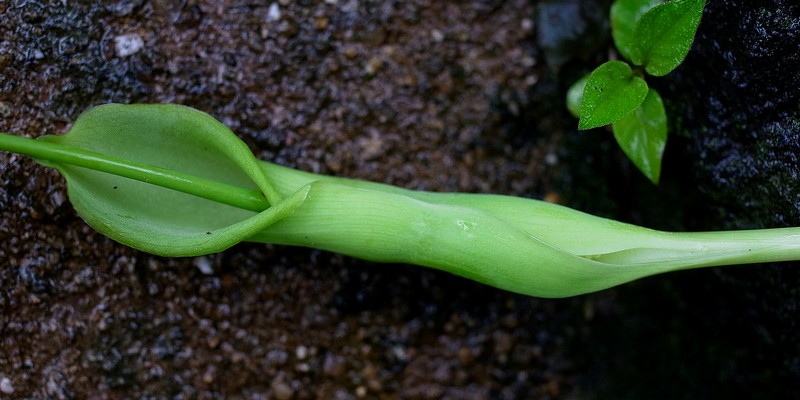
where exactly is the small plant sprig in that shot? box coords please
[567,0,706,184]
[2,103,799,298]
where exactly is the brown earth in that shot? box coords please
[0,1,589,398]
[5,1,797,399]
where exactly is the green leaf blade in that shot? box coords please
[38,104,302,256]
[566,73,589,118]
[610,0,663,61]
[630,0,706,76]
[578,61,649,130]
[612,88,667,184]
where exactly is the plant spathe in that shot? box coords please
[2,103,798,298]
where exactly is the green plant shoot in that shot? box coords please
[612,89,667,181]
[568,0,706,184]
[610,0,664,62]
[2,104,798,299]
[627,0,707,76]
[578,60,649,130]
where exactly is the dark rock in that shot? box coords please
[670,0,800,228]
[535,0,613,68]
[577,1,800,398]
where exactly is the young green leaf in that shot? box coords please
[612,88,667,184]
[610,0,663,61]
[630,0,706,76]
[578,60,649,130]
[566,73,589,118]
[35,104,309,256]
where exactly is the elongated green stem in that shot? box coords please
[0,133,269,212]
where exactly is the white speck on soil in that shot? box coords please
[193,256,214,275]
[267,3,281,22]
[0,377,14,394]
[114,33,144,57]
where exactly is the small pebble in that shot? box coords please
[193,256,214,275]
[271,380,294,400]
[0,377,14,394]
[267,3,281,22]
[323,353,346,377]
[114,33,144,57]
[364,57,383,76]
[314,16,329,30]
[295,345,308,360]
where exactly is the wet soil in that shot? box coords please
[0,1,583,398]
[1,0,798,399]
